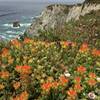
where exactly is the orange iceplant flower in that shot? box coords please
[67,89,77,98]
[16,65,31,74]
[77,66,86,74]
[92,49,100,56]
[20,91,29,100]
[41,82,52,91]
[13,82,21,90]
[60,41,70,48]
[88,79,96,87]
[60,41,76,48]
[89,72,96,79]
[52,81,60,88]
[74,76,81,83]
[0,71,10,79]
[10,39,21,48]
[59,75,69,85]
[74,84,83,92]
[79,43,89,52]
[13,91,29,100]
[1,48,9,57]
[23,37,32,44]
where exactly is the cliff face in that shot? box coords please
[25,3,100,36]
[25,4,69,36]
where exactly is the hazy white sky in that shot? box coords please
[0,0,85,2]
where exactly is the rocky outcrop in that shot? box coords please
[25,3,100,36]
[13,21,20,27]
[25,4,69,36]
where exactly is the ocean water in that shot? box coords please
[0,1,51,40]
[0,1,82,40]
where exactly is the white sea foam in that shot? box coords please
[6,31,16,34]
[8,35,19,38]
[20,23,31,27]
[6,30,24,35]
[3,23,12,27]
[3,23,20,29]
[3,23,31,28]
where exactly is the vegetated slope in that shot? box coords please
[25,4,100,49]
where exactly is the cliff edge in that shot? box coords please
[25,3,100,37]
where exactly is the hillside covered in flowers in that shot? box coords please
[0,33,100,100]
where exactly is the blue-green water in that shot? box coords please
[0,1,51,40]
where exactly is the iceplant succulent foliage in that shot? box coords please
[0,37,100,99]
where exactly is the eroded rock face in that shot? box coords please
[25,3,100,36]
[25,4,69,36]
[66,4,100,22]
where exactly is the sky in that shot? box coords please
[0,0,85,3]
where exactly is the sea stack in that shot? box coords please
[13,21,20,27]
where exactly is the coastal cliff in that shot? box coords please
[25,3,100,38]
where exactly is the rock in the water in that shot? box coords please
[13,21,20,27]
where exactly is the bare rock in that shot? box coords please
[13,21,20,27]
